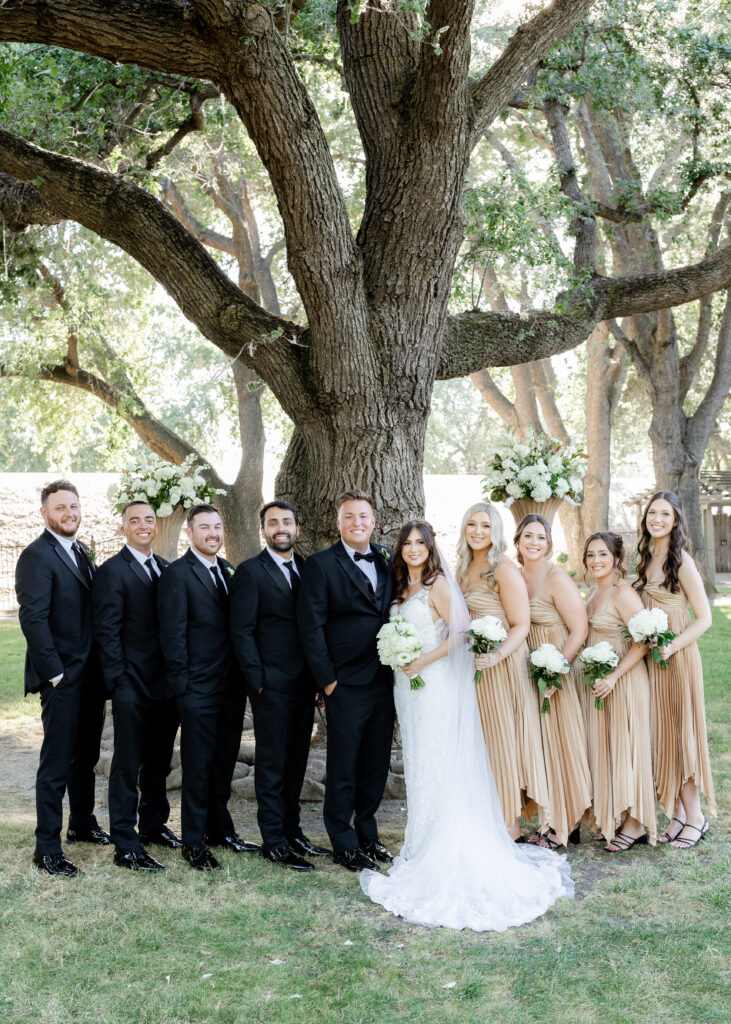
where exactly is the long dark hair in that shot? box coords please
[583,532,627,580]
[393,520,443,602]
[513,514,553,565]
[633,491,689,594]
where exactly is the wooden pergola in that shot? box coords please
[627,473,731,589]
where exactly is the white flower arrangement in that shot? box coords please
[466,615,508,685]
[529,642,571,713]
[108,453,225,518]
[580,642,620,710]
[624,608,675,668]
[485,428,587,506]
[377,616,426,690]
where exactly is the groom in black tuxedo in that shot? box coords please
[230,500,330,871]
[157,503,257,870]
[15,480,108,876]
[92,501,181,872]
[298,490,395,871]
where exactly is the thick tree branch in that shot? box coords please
[0,130,303,386]
[161,179,236,256]
[687,289,731,445]
[470,0,596,141]
[0,173,62,232]
[543,97,596,273]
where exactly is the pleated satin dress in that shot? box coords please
[464,584,549,829]
[640,580,717,819]
[586,603,657,844]
[528,582,592,845]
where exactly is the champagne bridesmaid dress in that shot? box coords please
[528,573,592,846]
[640,580,716,818]
[464,583,549,829]
[586,600,657,844]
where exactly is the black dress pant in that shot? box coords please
[250,687,314,850]
[177,690,245,849]
[35,676,106,855]
[322,674,394,853]
[108,692,180,852]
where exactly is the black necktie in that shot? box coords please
[283,559,300,593]
[144,557,158,585]
[354,550,376,563]
[72,541,92,581]
[210,563,228,601]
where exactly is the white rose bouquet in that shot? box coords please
[466,615,508,685]
[377,617,426,690]
[109,453,225,517]
[529,643,571,713]
[485,427,587,506]
[624,608,675,668]
[580,642,620,710]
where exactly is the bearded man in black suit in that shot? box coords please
[157,503,257,870]
[15,480,109,876]
[92,501,181,872]
[298,490,395,871]
[230,500,330,872]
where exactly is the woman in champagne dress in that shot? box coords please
[516,514,592,849]
[457,503,549,841]
[583,533,657,850]
[633,492,716,848]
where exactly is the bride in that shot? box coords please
[360,519,574,931]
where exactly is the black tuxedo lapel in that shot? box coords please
[187,549,222,605]
[121,545,155,588]
[333,541,379,607]
[258,549,293,602]
[44,531,90,590]
[373,546,393,614]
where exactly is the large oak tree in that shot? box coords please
[2,0,731,550]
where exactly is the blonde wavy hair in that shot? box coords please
[455,502,506,589]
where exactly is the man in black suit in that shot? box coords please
[15,480,109,876]
[298,490,395,871]
[157,503,257,870]
[92,501,181,872]
[230,500,330,872]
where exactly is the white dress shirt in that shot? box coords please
[126,543,160,578]
[342,540,378,591]
[191,546,228,592]
[265,545,299,588]
[45,529,79,684]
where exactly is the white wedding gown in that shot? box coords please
[360,585,574,931]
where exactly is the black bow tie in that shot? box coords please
[354,550,376,563]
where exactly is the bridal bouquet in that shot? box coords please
[485,427,586,505]
[529,643,571,713]
[466,615,508,685]
[624,608,675,668]
[580,642,620,710]
[377,617,426,690]
[109,453,224,517]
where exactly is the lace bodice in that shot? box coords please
[391,586,449,653]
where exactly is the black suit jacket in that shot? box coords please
[157,548,238,700]
[92,546,169,700]
[297,540,393,689]
[15,529,99,695]
[229,548,312,700]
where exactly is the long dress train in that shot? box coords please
[640,580,716,818]
[360,585,573,932]
[586,604,657,844]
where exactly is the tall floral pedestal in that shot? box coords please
[508,496,564,528]
[151,505,186,561]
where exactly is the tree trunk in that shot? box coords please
[218,360,265,565]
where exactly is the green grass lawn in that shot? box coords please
[0,611,728,1024]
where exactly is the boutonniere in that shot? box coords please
[379,547,391,565]
[87,549,96,564]
[225,566,235,579]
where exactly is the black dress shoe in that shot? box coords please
[66,825,111,846]
[33,852,80,877]
[261,845,314,872]
[332,847,379,872]
[114,849,165,872]
[361,840,394,863]
[289,835,332,857]
[139,825,183,849]
[182,846,222,871]
[207,833,260,854]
